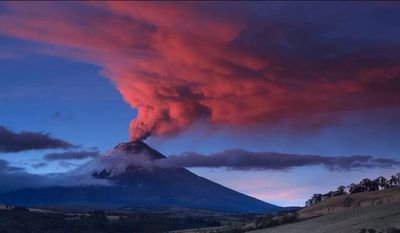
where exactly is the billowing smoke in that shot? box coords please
[1,2,400,140]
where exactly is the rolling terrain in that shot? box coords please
[299,187,400,218]
[248,202,400,233]
[248,188,400,233]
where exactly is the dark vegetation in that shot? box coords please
[252,209,298,230]
[228,209,300,232]
[306,172,400,206]
[0,207,220,233]
[0,205,301,233]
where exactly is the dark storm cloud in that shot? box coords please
[0,126,76,153]
[44,151,100,161]
[157,150,400,171]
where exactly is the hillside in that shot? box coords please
[298,187,400,218]
[248,202,400,233]
[247,188,400,233]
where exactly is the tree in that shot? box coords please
[337,185,346,195]
[388,175,399,187]
[359,178,379,192]
[375,176,387,190]
[395,173,400,186]
[305,199,312,207]
[306,172,400,208]
[370,179,380,191]
[305,193,323,206]
[348,183,361,194]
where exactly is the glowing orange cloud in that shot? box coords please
[1,2,400,140]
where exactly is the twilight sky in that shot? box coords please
[1,1,400,206]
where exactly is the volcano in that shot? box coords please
[0,141,280,213]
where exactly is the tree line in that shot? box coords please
[305,172,400,207]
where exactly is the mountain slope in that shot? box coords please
[0,141,280,213]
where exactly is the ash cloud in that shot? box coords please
[1,2,400,139]
[0,126,75,153]
[44,151,100,161]
[155,150,400,171]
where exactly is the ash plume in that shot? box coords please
[1,2,400,140]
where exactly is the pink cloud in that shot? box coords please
[1,2,399,140]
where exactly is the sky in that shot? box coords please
[0,1,400,206]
